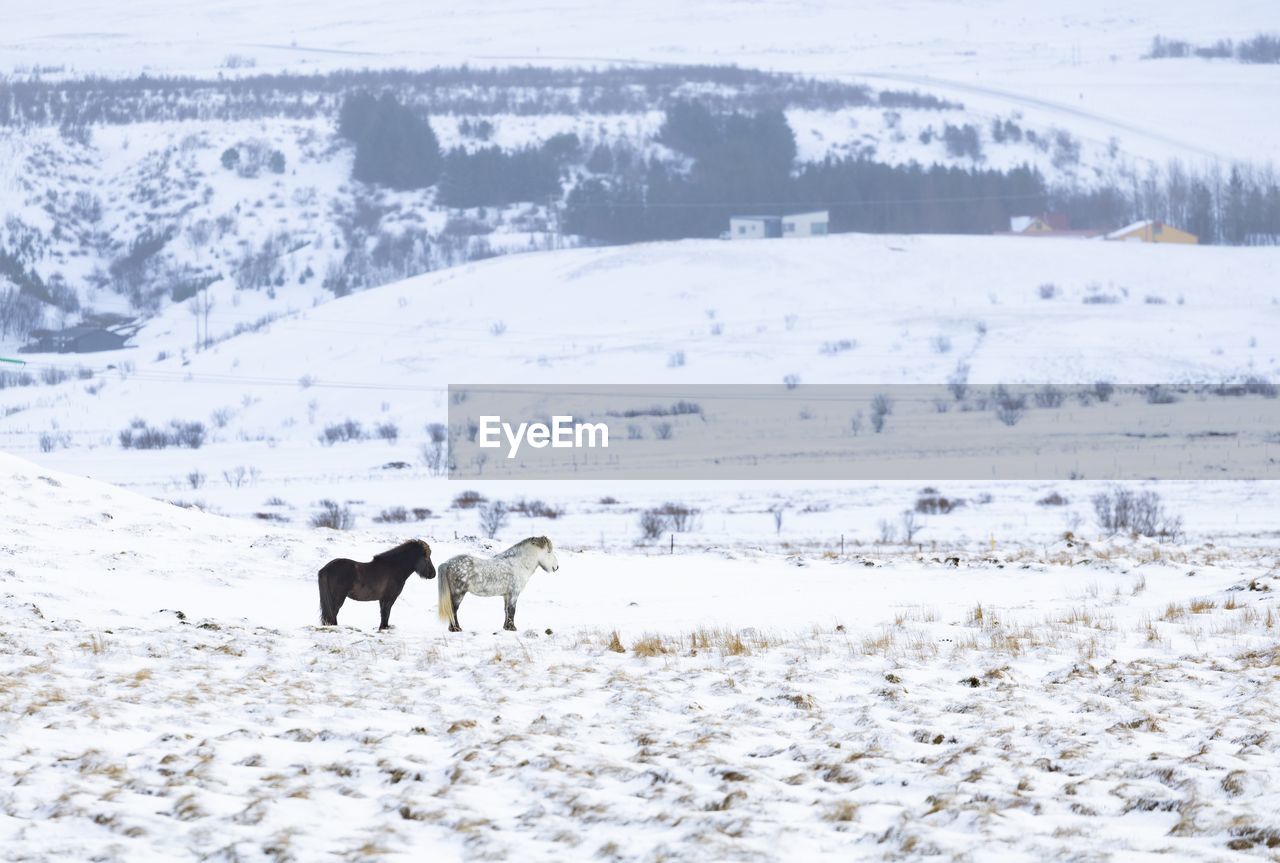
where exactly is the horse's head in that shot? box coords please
[532,536,560,573]
[415,540,436,579]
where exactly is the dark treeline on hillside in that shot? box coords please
[1146,33,1280,63]
[0,65,958,130]
[336,92,571,205]
[561,101,1280,245]
[563,101,1048,241]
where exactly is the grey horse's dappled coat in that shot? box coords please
[437,536,559,632]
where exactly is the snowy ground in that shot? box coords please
[3,452,1280,861]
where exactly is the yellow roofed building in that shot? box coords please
[1105,220,1198,244]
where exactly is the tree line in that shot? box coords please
[0,65,957,130]
[336,92,570,205]
[561,101,1280,245]
[1147,33,1280,63]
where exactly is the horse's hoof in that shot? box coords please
[503,624,516,632]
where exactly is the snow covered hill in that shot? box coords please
[3,232,1279,534]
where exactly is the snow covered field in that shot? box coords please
[3,452,1280,860]
[5,2,1280,858]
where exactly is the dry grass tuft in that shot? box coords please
[824,801,859,822]
[632,636,670,657]
[606,630,625,653]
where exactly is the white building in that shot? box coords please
[727,210,829,240]
[781,210,829,237]
[728,215,781,240]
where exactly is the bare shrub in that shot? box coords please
[1092,487,1181,538]
[1037,491,1069,506]
[900,510,922,543]
[1145,385,1179,405]
[374,506,410,523]
[510,499,564,519]
[453,490,486,509]
[171,421,207,449]
[478,501,509,539]
[915,493,963,514]
[374,422,399,443]
[820,339,857,355]
[119,419,206,450]
[1083,292,1120,305]
[311,500,354,530]
[1038,283,1058,300]
[1034,384,1065,408]
[38,431,68,452]
[1215,376,1279,398]
[420,422,449,475]
[948,362,970,401]
[992,385,1026,426]
[870,393,892,433]
[639,509,667,540]
[319,419,364,445]
[1091,380,1115,402]
[657,502,700,532]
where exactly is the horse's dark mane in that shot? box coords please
[373,540,426,566]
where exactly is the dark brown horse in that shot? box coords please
[318,540,435,629]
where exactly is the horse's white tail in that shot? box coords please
[437,562,453,623]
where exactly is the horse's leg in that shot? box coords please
[319,568,348,625]
[449,590,465,633]
[329,585,347,625]
[378,580,405,631]
[503,592,519,632]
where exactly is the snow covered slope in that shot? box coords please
[4,232,1279,529]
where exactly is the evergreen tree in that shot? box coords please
[340,92,442,190]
